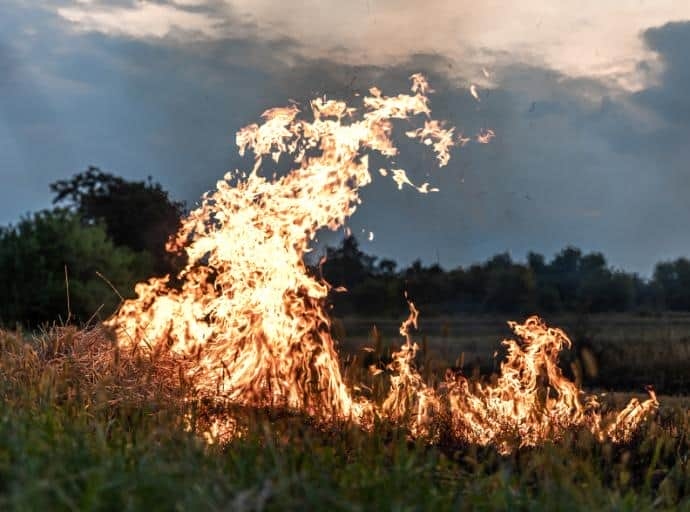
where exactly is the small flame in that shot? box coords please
[380,308,658,453]
[477,128,495,144]
[405,120,455,167]
[470,84,480,101]
[390,169,439,194]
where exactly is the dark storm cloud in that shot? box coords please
[3,1,690,275]
[636,22,690,126]
[594,21,690,269]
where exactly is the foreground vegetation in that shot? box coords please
[1,327,689,511]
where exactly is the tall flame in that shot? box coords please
[108,75,657,452]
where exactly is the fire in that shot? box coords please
[383,310,658,453]
[108,75,657,452]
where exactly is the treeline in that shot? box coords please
[322,236,690,317]
[4,168,690,328]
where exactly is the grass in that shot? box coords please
[1,322,690,511]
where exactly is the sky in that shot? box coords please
[3,1,690,275]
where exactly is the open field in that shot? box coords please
[338,313,690,395]
[1,315,689,511]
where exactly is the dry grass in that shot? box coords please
[0,321,689,510]
[0,325,193,414]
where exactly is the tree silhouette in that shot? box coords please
[654,258,690,310]
[51,167,185,275]
[322,236,376,290]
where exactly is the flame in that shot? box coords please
[108,75,656,452]
[405,120,455,167]
[383,311,658,453]
[476,128,495,144]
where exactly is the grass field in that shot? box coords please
[339,313,690,394]
[1,315,689,511]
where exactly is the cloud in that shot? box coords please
[57,1,223,39]
[634,22,690,127]
[4,1,690,275]
[54,0,690,91]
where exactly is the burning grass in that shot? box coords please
[103,75,656,452]
[0,326,689,510]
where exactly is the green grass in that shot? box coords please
[1,325,690,511]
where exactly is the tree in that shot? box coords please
[51,167,185,275]
[653,258,690,310]
[404,260,453,313]
[0,209,152,329]
[549,247,583,308]
[482,253,536,313]
[322,236,376,290]
[528,252,562,312]
[377,258,398,277]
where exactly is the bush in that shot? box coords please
[0,209,153,329]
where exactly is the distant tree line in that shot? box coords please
[3,167,690,329]
[321,236,690,318]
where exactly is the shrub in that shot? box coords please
[0,209,152,329]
